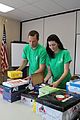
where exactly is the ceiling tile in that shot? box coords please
[53,0,80,10]
[33,0,66,14]
[20,4,48,18]
[23,0,40,4]
[3,8,35,21]
[0,0,27,8]
[0,0,80,21]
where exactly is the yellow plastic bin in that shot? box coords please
[7,71,23,79]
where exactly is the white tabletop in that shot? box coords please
[0,94,41,120]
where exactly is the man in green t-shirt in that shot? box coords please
[17,30,47,80]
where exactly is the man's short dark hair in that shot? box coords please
[28,30,39,40]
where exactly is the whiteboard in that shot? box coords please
[11,42,27,67]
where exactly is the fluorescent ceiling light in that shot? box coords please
[0,3,14,13]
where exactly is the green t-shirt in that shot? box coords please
[22,44,47,75]
[47,50,72,89]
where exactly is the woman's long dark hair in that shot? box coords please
[46,34,65,58]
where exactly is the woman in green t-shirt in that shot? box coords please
[44,34,72,89]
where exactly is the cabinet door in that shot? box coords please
[22,19,44,45]
[75,35,80,74]
[77,11,80,33]
[44,12,76,74]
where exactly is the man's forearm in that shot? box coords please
[17,59,28,71]
[35,65,45,73]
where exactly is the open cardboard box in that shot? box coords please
[31,72,44,86]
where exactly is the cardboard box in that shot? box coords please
[36,89,80,120]
[7,71,23,79]
[31,72,44,86]
[36,102,80,120]
[66,79,80,94]
[2,79,29,87]
[21,89,38,106]
[21,95,35,106]
[3,89,21,102]
[0,87,3,94]
[2,79,29,102]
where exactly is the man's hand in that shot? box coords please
[16,68,21,71]
[24,76,32,80]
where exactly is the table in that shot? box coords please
[0,94,41,120]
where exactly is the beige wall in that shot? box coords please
[0,16,20,66]
[0,16,20,82]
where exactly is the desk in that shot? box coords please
[0,94,41,120]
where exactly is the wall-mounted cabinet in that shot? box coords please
[75,35,80,74]
[22,19,44,45]
[75,11,80,74]
[21,11,80,75]
[44,12,76,74]
[77,11,80,33]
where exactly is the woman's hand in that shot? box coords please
[50,81,59,88]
